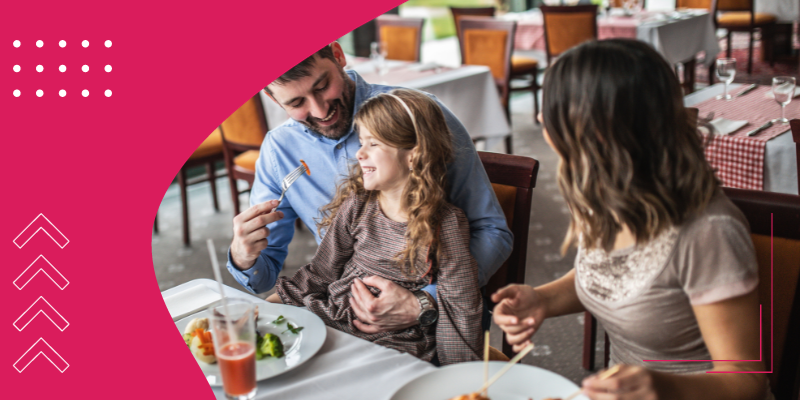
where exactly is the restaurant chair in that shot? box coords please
[711,0,776,75]
[166,129,226,246]
[791,119,800,190]
[540,5,599,66]
[478,151,540,358]
[675,0,711,8]
[219,94,268,217]
[375,15,424,62]
[583,187,800,400]
[452,7,542,129]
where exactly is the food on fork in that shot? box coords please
[300,159,311,175]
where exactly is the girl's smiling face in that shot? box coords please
[355,127,413,193]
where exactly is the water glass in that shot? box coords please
[772,76,796,125]
[715,58,736,100]
[209,298,257,400]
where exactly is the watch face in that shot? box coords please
[419,309,438,326]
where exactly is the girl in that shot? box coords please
[268,89,483,365]
[493,40,770,399]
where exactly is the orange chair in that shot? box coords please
[452,7,541,129]
[540,5,599,65]
[712,0,776,74]
[218,94,268,216]
[478,151,539,357]
[675,0,711,8]
[165,130,226,246]
[375,15,424,62]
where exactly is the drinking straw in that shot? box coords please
[483,331,490,397]
[207,239,236,348]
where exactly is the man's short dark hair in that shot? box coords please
[264,44,337,96]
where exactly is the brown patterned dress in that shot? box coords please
[276,194,483,365]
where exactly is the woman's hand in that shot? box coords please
[491,284,548,352]
[582,365,657,400]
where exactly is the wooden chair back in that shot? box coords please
[375,15,425,62]
[478,151,539,357]
[676,0,711,9]
[458,17,516,113]
[723,187,800,400]
[713,0,753,13]
[789,119,800,191]
[450,6,496,56]
[540,5,598,65]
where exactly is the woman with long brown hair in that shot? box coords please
[494,40,770,399]
[268,89,483,365]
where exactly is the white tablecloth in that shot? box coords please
[161,280,437,400]
[260,63,511,147]
[756,0,799,23]
[685,83,799,195]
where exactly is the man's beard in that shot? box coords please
[301,72,355,140]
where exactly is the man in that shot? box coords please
[227,41,511,334]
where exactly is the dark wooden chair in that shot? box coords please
[375,15,425,62]
[540,5,598,66]
[478,151,539,358]
[790,119,800,190]
[451,7,541,130]
[219,94,268,216]
[582,187,800,400]
[712,0,776,75]
[458,18,519,154]
[159,130,226,246]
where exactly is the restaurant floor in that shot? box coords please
[152,93,603,385]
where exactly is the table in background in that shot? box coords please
[261,60,511,152]
[162,280,437,400]
[685,83,799,195]
[507,9,719,66]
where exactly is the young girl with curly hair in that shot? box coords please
[269,89,483,365]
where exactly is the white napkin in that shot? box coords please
[709,118,748,135]
[407,62,440,72]
[162,284,221,321]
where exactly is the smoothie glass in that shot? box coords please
[209,298,257,400]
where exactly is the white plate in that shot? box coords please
[175,300,326,386]
[390,362,588,400]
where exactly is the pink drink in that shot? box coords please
[218,342,256,396]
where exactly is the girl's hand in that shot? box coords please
[491,284,547,352]
[582,365,657,400]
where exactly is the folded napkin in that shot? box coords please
[709,118,748,135]
[408,62,440,72]
[163,284,221,321]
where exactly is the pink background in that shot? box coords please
[0,0,403,397]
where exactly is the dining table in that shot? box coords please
[684,83,799,195]
[505,8,720,67]
[260,58,512,152]
[162,279,438,400]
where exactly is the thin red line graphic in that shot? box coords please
[644,213,774,374]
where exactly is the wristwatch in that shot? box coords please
[414,291,438,327]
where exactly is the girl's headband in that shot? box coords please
[384,93,418,137]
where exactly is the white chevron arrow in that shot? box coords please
[13,255,69,290]
[14,338,69,373]
[13,213,69,249]
[13,296,69,332]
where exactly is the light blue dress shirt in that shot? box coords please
[227,70,513,298]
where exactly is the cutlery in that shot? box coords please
[746,121,772,137]
[562,364,622,400]
[735,84,758,98]
[277,164,308,203]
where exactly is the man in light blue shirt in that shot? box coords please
[227,42,512,333]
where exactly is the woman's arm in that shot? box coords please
[492,269,585,352]
[583,290,766,400]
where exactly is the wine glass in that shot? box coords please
[771,76,796,125]
[715,58,736,100]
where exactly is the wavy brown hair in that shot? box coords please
[318,89,454,278]
[542,39,719,253]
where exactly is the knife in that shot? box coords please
[735,84,758,97]
[746,120,772,136]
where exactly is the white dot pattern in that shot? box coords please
[82,65,89,73]
[59,40,66,48]
[36,40,43,48]
[105,65,112,73]
[13,89,21,97]
[13,40,21,48]
[82,89,89,97]
[13,65,20,72]
[36,89,43,97]
[82,40,89,48]
[36,65,43,73]
[59,90,66,97]
[105,40,112,48]
[59,65,66,72]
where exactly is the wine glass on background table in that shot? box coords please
[716,58,736,100]
[771,76,796,125]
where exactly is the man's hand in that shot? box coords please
[491,284,548,352]
[349,276,420,334]
[230,200,284,270]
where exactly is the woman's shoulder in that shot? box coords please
[679,190,750,240]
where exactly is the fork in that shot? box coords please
[277,164,307,204]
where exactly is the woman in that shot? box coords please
[493,40,769,399]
